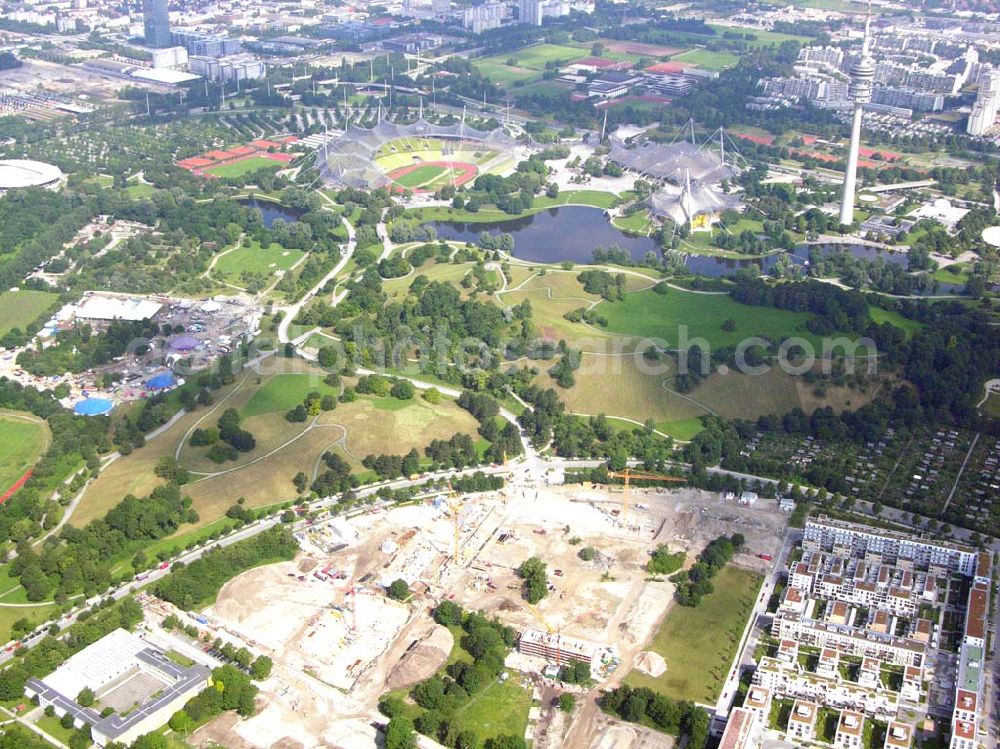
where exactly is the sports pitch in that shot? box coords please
[205,156,283,178]
[374,137,504,190]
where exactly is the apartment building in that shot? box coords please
[517,629,598,668]
[790,551,937,618]
[773,612,926,667]
[949,578,990,749]
[788,700,818,742]
[803,519,978,576]
[885,721,913,749]
[719,707,762,749]
[835,710,865,749]
[753,656,901,718]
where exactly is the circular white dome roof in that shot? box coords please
[982,226,1000,248]
[0,159,63,190]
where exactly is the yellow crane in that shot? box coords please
[529,605,563,667]
[605,467,685,522]
[447,482,463,565]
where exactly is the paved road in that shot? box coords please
[276,216,356,345]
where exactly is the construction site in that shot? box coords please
[182,475,787,749]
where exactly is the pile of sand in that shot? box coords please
[634,651,667,678]
[386,625,453,691]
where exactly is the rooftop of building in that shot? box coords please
[790,700,818,725]
[518,628,598,657]
[807,517,976,555]
[884,721,912,749]
[965,582,988,641]
[746,686,770,709]
[720,708,755,749]
[29,630,211,742]
[838,710,864,736]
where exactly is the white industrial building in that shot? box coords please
[25,629,211,748]
[150,45,188,69]
[73,294,163,323]
[189,54,266,83]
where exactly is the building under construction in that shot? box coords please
[517,628,600,668]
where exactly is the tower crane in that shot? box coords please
[603,468,684,522]
[447,482,463,566]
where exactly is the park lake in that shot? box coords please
[244,200,959,289]
[429,205,924,279]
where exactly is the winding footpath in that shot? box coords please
[276,216,357,347]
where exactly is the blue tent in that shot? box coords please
[145,373,176,390]
[74,398,114,416]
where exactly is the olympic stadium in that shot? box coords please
[316,119,531,191]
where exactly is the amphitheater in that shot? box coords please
[317,118,530,191]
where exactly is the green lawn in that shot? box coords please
[982,392,1000,420]
[393,165,450,189]
[214,240,305,280]
[449,677,533,744]
[125,183,155,199]
[933,264,970,285]
[600,287,823,349]
[612,210,655,235]
[0,413,48,497]
[409,189,621,225]
[869,307,923,340]
[0,289,58,336]
[626,566,761,702]
[86,174,114,188]
[241,373,341,418]
[672,49,741,71]
[35,713,77,745]
[470,60,538,85]
[706,24,812,46]
[655,416,706,441]
[474,42,586,84]
[206,157,281,179]
[0,604,60,646]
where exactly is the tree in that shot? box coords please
[0,665,29,700]
[317,346,338,368]
[250,655,273,680]
[423,387,442,404]
[385,715,416,749]
[390,379,415,400]
[132,733,169,749]
[292,472,309,493]
[77,687,95,707]
[516,556,548,604]
[558,693,576,712]
[168,710,194,734]
[388,579,410,601]
[433,600,463,626]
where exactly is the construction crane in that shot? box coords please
[529,605,562,667]
[605,468,685,522]
[447,482,463,566]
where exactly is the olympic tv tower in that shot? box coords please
[839,9,875,227]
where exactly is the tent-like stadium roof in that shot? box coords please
[649,182,743,226]
[609,137,735,184]
[317,118,521,189]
